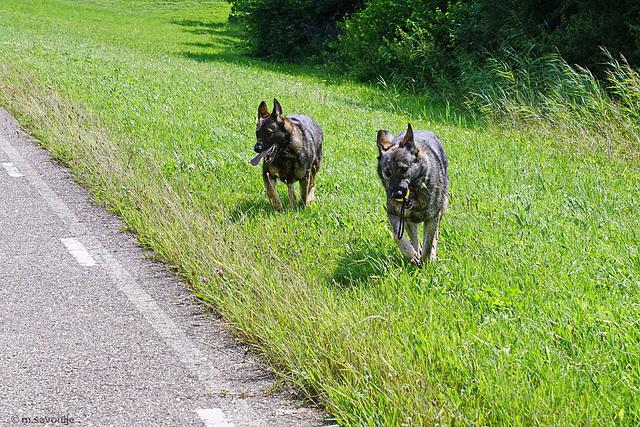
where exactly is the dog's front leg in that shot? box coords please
[300,169,317,205]
[299,176,310,206]
[285,180,297,206]
[389,214,420,265]
[421,217,440,263]
[264,172,282,210]
[405,222,421,259]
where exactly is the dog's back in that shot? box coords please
[288,114,323,172]
[400,130,448,211]
[411,130,448,180]
[413,130,448,222]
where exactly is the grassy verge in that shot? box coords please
[466,49,640,160]
[1,1,639,425]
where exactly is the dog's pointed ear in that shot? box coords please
[272,98,284,122]
[399,123,414,148]
[377,130,394,153]
[258,101,270,119]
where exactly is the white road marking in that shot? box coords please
[0,133,234,426]
[2,162,24,177]
[60,237,97,266]
[196,408,235,427]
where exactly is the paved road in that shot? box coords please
[0,107,326,427]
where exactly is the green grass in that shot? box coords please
[466,49,640,161]
[1,1,639,425]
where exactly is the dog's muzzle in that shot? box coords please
[250,144,278,166]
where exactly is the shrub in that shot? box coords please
[230,0,359,62]
[333,0,460,91]
[331,0,640,95]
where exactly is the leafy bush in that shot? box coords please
[545,0,640,78]
[230,0,359,61]
[332,0,460,91]
[335,0,638,87]
[232,0,640,96]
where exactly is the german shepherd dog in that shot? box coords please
[377,123,448,265]
[250,99,323,210]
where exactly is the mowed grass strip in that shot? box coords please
[1,1,639,425]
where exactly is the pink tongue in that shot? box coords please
[250,150,268,166]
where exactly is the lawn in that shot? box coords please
[0,1,638,425]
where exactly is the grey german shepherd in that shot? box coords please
[250,99,323,210]
[377,123,448,265]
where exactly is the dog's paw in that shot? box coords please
[269,199,283,211]
[420,251,438,264]
[405,248,421,265]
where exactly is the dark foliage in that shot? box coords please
[230,0,360,61]
[230,0,640,94]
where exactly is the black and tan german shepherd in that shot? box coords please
[377,123,448,265]
[250,99,323,210]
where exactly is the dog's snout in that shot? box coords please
[254,141,264,153]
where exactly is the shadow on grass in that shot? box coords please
[331,247,398,288]
[172,19,227,34]
[227,199,275,222]
[227,198,308,223]
[172,18,253,63]
[171,18,476,126]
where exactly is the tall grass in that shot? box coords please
[467,48,640,159]
[1,1,639,425]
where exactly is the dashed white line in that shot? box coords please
[1,129,235,427]
[2,162,24,177]
[60,237,97,266]
[195,408,235,427]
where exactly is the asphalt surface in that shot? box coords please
[0,107,327,427]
